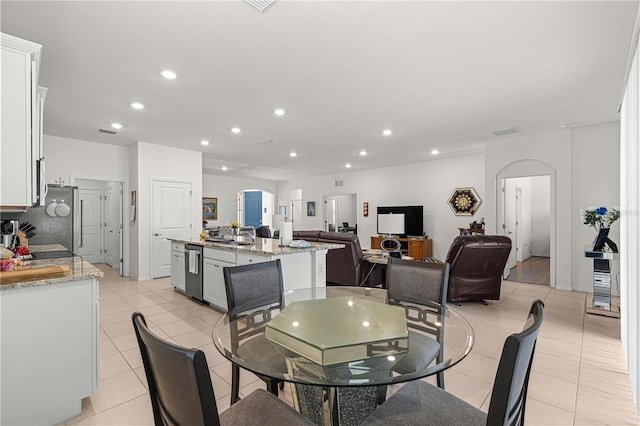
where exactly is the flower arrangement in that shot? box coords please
[580,206,620,230]
[229,221,240,229]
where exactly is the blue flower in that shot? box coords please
[595,207,607,215]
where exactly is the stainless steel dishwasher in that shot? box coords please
[184,244,203,300]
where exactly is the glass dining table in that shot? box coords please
[212,286,474,425]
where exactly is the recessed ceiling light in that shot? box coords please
[130,102,144,110]
[161,70,177,80]
[382,129,392,136]
[289,152,297,157]
[110,122,123,129]
[231,127,241,134]
[274,108,285,116]
[345,163,352,168]
[359,150,367,156]
[431,149,439,155]
[221,166,228,171]
[200,140,209,146]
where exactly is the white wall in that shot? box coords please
[278,154,485,260]
[130,142,202,281]
[620,31,639,410]
[202,174,278,228]
[530,175,551,257]
[571,122,621,294]
[43,135,131,276]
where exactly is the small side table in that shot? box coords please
[584,249,620,318]
[459,228,485,235]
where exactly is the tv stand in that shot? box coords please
[370,236,432,260]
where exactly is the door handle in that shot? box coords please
[155,233,162,237]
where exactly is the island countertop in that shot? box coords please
[0,245,103,290]
[168,237,344,255]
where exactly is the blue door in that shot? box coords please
[244,191,262,229]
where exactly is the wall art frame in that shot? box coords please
[448,187,482,216]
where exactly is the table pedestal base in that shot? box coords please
[586,294,620,318]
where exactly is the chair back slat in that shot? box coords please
[486,300,544,426]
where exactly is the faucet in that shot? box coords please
[238,231,255,242]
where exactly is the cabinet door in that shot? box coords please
[170,251,185,291]
[203,258,231,311]
[1,44,32,207]
[408,241,424,260]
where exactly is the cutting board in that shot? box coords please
[0,265,72,285]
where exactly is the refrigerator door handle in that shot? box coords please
[79,200,84,248]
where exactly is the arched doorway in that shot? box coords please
[496,160,556,287]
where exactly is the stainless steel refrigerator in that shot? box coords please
[18,184,77,252]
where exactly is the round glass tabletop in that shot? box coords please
[213,286,474,387]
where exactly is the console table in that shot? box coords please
[370,236,432,260]
[584,249,620,318]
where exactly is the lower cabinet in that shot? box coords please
[170,250,185,291]
[203,247,236,311]
[1,278,99,425]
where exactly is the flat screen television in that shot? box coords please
[377,206,423,237]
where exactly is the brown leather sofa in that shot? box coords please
[445,235,512,303]
[274,230,368,286]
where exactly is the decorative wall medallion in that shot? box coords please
[448,187,481,216]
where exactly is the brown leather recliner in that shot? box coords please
[445,235,512,303]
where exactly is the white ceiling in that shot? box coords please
[2,1,638,181]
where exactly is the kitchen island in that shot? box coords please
[0,245,102,425]
[169,237,343,311]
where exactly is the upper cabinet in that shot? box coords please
[1,33,45,212]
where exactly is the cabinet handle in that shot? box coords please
[79,200,84,247]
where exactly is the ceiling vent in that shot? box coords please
[335,180,343,187]
[98,128,118,135]
[259,139,276,144]
[246,0,278,13]
[492,127,520,137]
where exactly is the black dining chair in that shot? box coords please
[362,299,545,426]
[385,257,450,389]
[131,312,313,426]
[223,260,286,405]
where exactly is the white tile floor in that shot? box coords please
[62,265,639,425]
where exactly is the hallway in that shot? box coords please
[507,256,550,286]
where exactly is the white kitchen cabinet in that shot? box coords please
[203,256,232,310]
[1,278,99,425]
[170,250,185,291]
[0,33,43,211]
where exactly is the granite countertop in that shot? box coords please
[169,237,344,255]
[0,245,104,291]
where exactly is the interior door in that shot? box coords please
[152,180,192,278]
[104,186,115,267]
[77,189,102,263]
[324,196,337,231]
[244,191,262,229]
[503,179,517,278]
[291,199,302,230]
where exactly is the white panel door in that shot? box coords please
[77,189,102,263]
[291,199,302,230]
[104,186,115,267]
[152,180,192,278]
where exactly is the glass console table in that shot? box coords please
[584,248,620,318]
